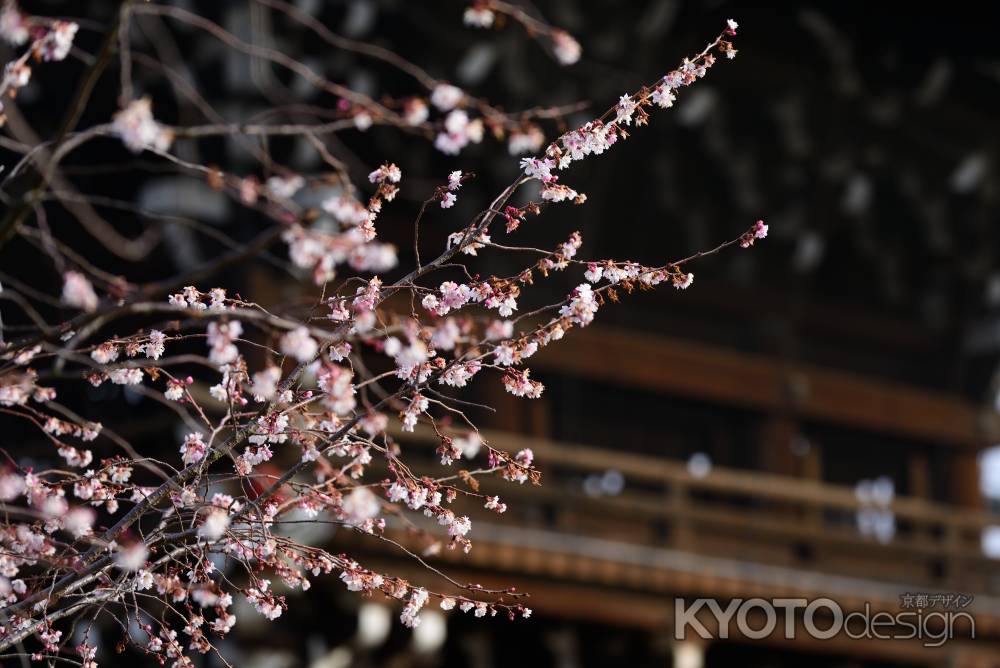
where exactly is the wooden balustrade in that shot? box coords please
[390,426,999,594]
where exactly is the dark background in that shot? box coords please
[10,1,1000,390]
[2,2,999,666]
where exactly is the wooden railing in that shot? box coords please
[394,427,999,596]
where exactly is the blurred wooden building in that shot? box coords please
[308,317,1000,668]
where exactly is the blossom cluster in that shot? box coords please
[0,1,78,121]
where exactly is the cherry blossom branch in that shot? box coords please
[0,6,753,660]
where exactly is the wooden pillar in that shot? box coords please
[907,450,940,576]
[800,436,825,540]
[757,416,822,559]
[908,451,932,499]
[945,447,985,590]
[481,379,526,433]
[949,449,983,509]
[801,437,823,481]
[668,479,693,550]
[528,394,552,438]
[757,416,799,477]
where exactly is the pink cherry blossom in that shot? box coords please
[615,94,637,126]
[520,157,556,182]
[463,6,494,29]
[61,271,98,312]
[430,83,463,111]
[181,432,207,465]
[36,21,77,61]
[112,97,174,153]
[551,29,581,65]
[280,326,319,363]
[0,2,30,45]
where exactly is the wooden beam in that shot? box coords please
[530,326,998,447]
[361,557,994,665]
[348,531,1000,649]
